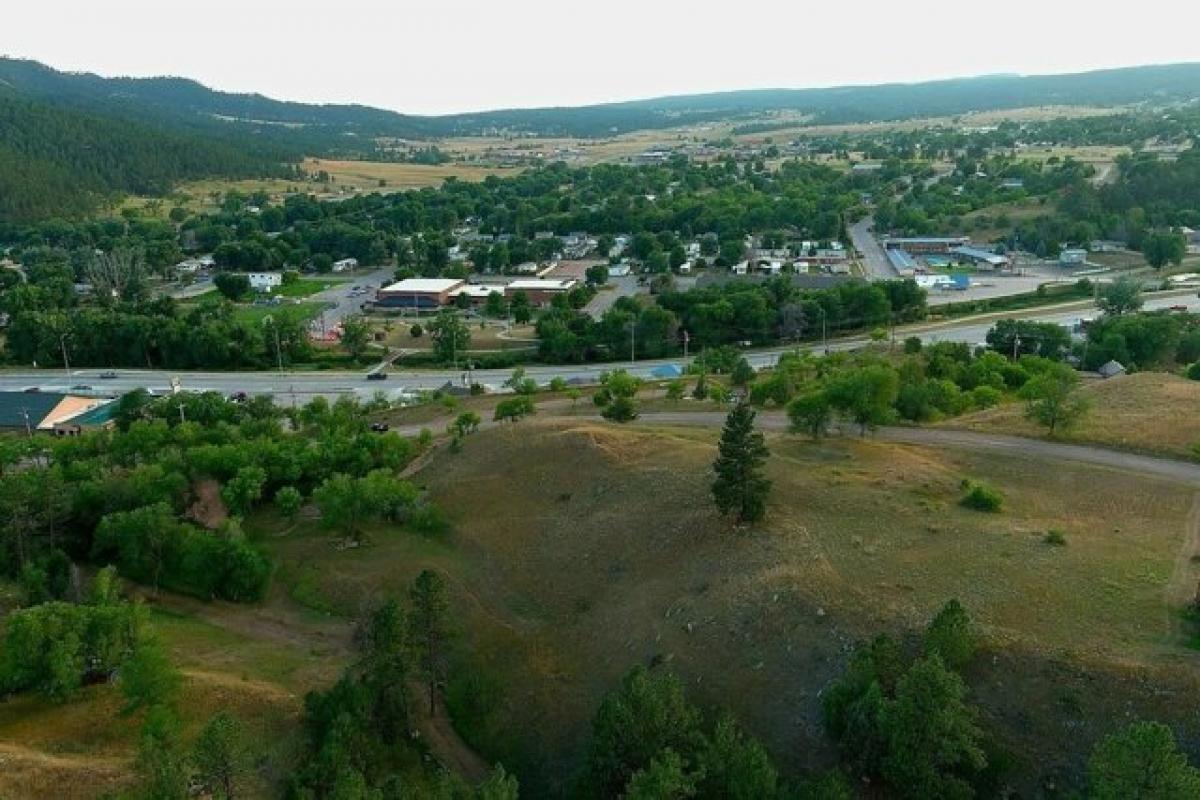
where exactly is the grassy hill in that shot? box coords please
[947,371,1200,459]
[3,417,1200,796]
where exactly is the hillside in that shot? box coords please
[0,90,295,221]
[4,57,1200,143]
[946,372,1200,459]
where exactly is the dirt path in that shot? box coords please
[1165,493,1200,645]
[407,680,492,784]
[617,410,1200,485]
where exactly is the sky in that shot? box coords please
[5,1,1200,115]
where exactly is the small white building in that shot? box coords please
[248,272,283,292]
[332,258,359,272]
[1059,248,1088,267]
[609,264,633,278]
[731,261,749,276]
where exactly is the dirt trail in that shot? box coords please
[407,680,492,784]
[1165,493,1200,645]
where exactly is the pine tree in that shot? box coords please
[408,569,450,715]
[711,403,771,523]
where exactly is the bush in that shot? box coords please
[969,385,1003,409]
[1044,529,1067,546]
[408,505,450,537]
[410,324,423,339]
[1187,361,1200,381]
[960,481,1003,512]
[904,336,923,355]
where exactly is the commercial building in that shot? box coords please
[332,258,359,272]
[0,391,116,435]
[950,246,1009,270]
[883,236,970,254]
[504,278,578,305]
[886,248,918,277]
[376,278,466,309]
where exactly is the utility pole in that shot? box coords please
[1012,334,1022,361]
[21,408,32,439]
[59,333,72,378]
[681,329,690,360]
[630,321,636,364]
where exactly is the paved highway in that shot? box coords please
[3,292,1197,400]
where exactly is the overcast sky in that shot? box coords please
[5,1,1199,115]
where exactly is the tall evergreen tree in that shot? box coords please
[408,569,450,715]
[711,403,771,523]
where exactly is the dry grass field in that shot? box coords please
[6,411,1200,796]
[252,420,1200,794]
[947,371,1200,459]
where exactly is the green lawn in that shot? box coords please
[233,303,324,326]
[276,278,348,298]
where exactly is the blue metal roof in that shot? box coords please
[886,248,917,270]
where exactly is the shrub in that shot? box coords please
[969,385,1003,409]
[1044,529,1067,546]
[1187,361,1200,381]
[960,481,1003,512]
[409,324,423,338]
[408,505,450,537]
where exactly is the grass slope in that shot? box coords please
[947,371,1200,459]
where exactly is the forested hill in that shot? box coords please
[0,90,297,222]
[4,57,1200,144]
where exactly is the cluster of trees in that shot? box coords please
[581,665,844,799]
[0,390,422,606]
[825,600,1200,798]
[4,295,314,370]
[292,574,518,798]
[536,278,927,365]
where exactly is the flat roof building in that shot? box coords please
[1059,248,1088,266]
[886,248,918,276]
[505,278,578,305]
[951,246,1009,270]
[376,278,465,309]
[884,236,971,254]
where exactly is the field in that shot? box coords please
[946,371,1200,459]
[123,159,521,217]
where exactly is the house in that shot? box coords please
[376,278,465,309]
[759,261,784,276]
[248,272,283,292]
[731,261,749,276]
[1097,360,1126,380]
[677,260,692,274]
[513,261,540,275]
[332,258,359,272]
[1059,248,1088,267]
[1000,178,1025,190]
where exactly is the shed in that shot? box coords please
[1097,360,1126,379]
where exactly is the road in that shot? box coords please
[5,291,1199,399]
[309,266,395,333]
[627,412,1200,485]
[848,216,895,280]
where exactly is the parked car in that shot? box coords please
[370,422,390,432]
[367,372,388,381]
[99,371,118,379]
[70,384,94,392]
[229,391,248,403]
